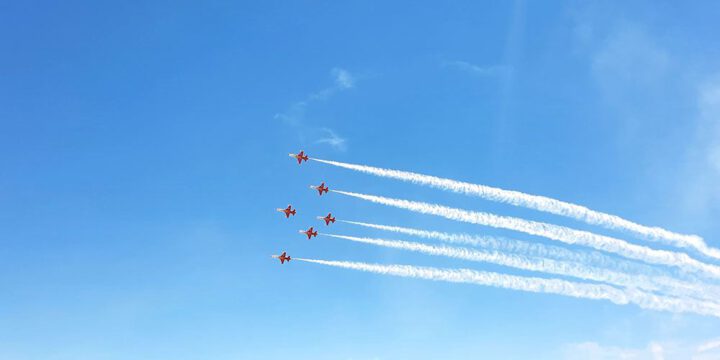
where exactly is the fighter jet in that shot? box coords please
[310,182,329,196]
[277,205,296,218]
[299,227,318,239]
[289,150,309,164]
[272,251,292,264]
[318,213,335,226]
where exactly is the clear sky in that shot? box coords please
[2,1,720,359]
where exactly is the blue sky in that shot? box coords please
[2,1,720,359]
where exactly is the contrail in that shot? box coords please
[339,220,720,301]
[312,158,718,259]
[340,220,657,273]
[331,190,720,279]
[295,258,720,318]
[322,233,720,303]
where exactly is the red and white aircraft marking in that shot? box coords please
[310,182,329,196]
[272,251,292,264]
[289,150,309,164]
[299,227,318,239]
[318,213,335,226]
[277,205,296,218]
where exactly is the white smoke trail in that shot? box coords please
[295,258,720,318]
[340,220,720,301]
[322,233,720,303]
[332,190,720,279]
[338,220,720,301]
[312,158,718,259]
[340,220,654,273]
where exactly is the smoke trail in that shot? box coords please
[312,158,718,259]
[295,258,720,318]
[339,220,720,301]
[332,190,720,279]
[341,220,654,272]
[322,233,720,303]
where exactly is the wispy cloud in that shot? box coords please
[589,25,671,117]
[561,341,665,360]
[274,67,356,151]
[685,79,720,215]
[443,60,512,77]
[332,67,355,89]
[570,13,720,228]
[273,101,307,126]
[562,337,720,360]
[274,67,356,125]
[315,128,347,151]
[697,337,720,353]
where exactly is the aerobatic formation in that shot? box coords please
[272,150,720,319]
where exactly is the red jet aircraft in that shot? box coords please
[318,213,335,226]
[272,251,291,264]
[277,205,296,218]
[299,227,318,239]
[289,150,309,164]
[310,182,329,196]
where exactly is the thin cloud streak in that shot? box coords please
[315,128,347,151]
[443,60,512,76]
[275,68,355,125]
[331,67,355,89]
[698,337,720,353]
